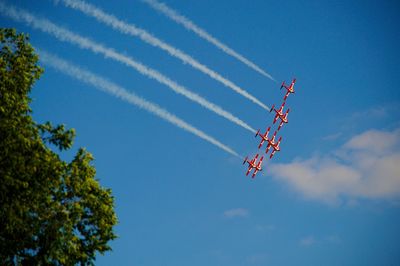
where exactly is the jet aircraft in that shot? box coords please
[269,136,282,159]
[270,102,290,131]
[263,131,281,154]
[255,126,272,149]
[281,78,296,100]
[243,154,264,178]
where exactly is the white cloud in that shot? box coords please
[344,129,399,154]
[270,128,400,203]
[223,208,249,218]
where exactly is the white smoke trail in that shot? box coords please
[56,0,270,111]
[39,50,239,157]
[141,0,275,82]
[0,1,256,133]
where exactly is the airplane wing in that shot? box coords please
[269,104,275,113]
[273,114,278,124]
[280,81,288,90]
[278,121,284,130]
[266,143,271,154]
[258,140,264,149]
[246,166,252,176]
[270,150,276,159]
[264,127,271,138]
[252,169,258,178]
[271,131,277,142]
[242,156,248,165]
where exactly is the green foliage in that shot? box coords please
[0,28,117,265]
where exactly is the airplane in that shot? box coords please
[264,131,279,154]
[270,102,290,131]
[243,154,264,178]
[281,78,296,100]
[269,136,282,159]
[255,126,272,149]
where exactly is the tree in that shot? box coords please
[0,28,117,265]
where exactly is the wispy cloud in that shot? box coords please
[325,234,341,244]
[56,0,270,111]
[347,106,389,122]
[246,253,268,264]
[341,104,400,131]
[223,208,249,218]
[270,127,400,204]
[0,1,256,133]
[322,132,342,141]
[300,236,316,246]
[255,224,275,232]
[39,50,239,157]
[141,0,275,81]
[344,129,399,154]
[300,235,341,247]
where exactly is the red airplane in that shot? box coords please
[269,136,282,159]
[243,154,264,178]
[263,131,278,154]
[270,102,290,130]
[255,126,272,149]
[281,78,296,100]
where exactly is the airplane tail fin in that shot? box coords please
[270,104,275,113]
[243,156,248,165]
[280,81,285,89]
[255,129,260,137]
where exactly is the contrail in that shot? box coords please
[0,1,256,133]
[56,0,270,111]
[141,0,275,82]
[39,50,239,157]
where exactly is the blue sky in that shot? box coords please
[1,0,400,265]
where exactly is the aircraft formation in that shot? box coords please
[243,78,296,178]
